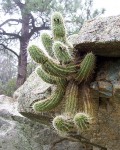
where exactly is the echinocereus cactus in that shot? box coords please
[41,32,53,58]
[28,12,96,137]
[73,112,91,131]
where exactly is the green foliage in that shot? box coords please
[29,12,96,137]
[0,78,16,96]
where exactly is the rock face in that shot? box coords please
[14,71,53,125]
[0,95,84,150]
[69,15,120,57]
[17,15,120,150]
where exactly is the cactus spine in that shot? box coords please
[28,12,96,137]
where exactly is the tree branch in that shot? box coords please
[29,14,35,28]
[0,28,21,39]
[29,23,50,38]
[0,19,22,27]
[0,44,19,58]
[13,0,24,9]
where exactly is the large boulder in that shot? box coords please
[0,95,83,150]
[14,71,53,125]
[69,15,120,57]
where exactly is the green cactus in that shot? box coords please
[33,85,66,112]
[76,52,96,83]
[53,115,74,133]
[73,113,91,130]
[29,45,76,78]
[51,12,66,42]
[36,67,66,85]
[41,32,54,58]
[64,81,79,116]
[53,41,72,64]
[28,12,96,137]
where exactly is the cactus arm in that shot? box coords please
[76,52,96,83]
[53,41,72,64]
[53,115,75,133]
[36,67,62,84]
[42,60,76,77]
[32,85,66,112]
[29,45,76,77]
[41,32,54,58]
[73,113,91,131]
[36,67,67,89]
[64,81,79,116]
[29,45,48,64]
[51,12,66,42]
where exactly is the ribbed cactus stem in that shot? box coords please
[64,81,79,116]
[29,45,48,64]
[32,85,66,112]
[76,52,96,83]
[29,45,76,78]
[53,115,74,133]
[41,32,54,58]
[53,41,72,64]
[73,112,91,130]
[51,12,66,42]
[36,67,67,89]
[42,60,76,77]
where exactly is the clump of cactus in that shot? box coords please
[28,12,96,136]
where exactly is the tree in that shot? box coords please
[0,51,17,96]
[0,0,105,88]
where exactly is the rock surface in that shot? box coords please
[69,15,120,57]
[14,71,53,125]
[0,95,84,150]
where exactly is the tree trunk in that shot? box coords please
[16,13,30,88]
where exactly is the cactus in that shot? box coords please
[73,113,91,131]
[32,85,66,112]
[53,41,72,64]
[28,12,96,137]
[76,52,96,83]
[51,12,66,42]
[29,45,76,77]
[64,81,79,116]
[53,115,74,133]
[41,32,54,58]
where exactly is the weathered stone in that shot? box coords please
[0,95,84,150]
[90,81,113,98]
[90,60,120,150]
[69,15,120,57]
[14,71,53,125]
